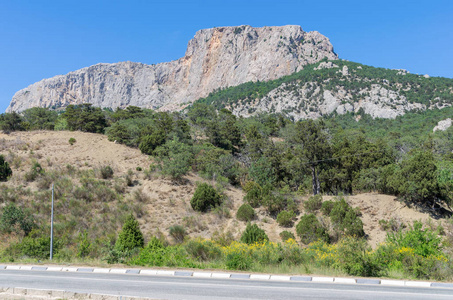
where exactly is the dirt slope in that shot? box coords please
[0,131,446,246]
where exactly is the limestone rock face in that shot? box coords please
[7,25,338,112]
[433,118,452,132]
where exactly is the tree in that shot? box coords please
[240,223,269,244]
[0,203,35,235]
[296,214,329,244]
[0,112,24,133]
[190,183,222,212]
[294,120,331,195]
[22,107,58,130]
[115,214,144,252]
[0,155,12,181]
[63,104,107,133]
[155,137,193,180]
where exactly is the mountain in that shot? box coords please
[196,60,453,120]
[6,25,337,113]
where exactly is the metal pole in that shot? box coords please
[50,183,54,260]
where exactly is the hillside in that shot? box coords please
[0,131,445,248]
[6,25,337,113]
[196,60,453,120]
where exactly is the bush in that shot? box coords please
[0,202,35,235]
[100,165,114,179]
[19,229,62,259]
[68,137,76,145]
[169,225,187,243]
[296,214,330,244]
[25,162,44,182]
[303,194,323,212]
[320,200,334,215]
[0,155,12,181]
[280,230,296,242]
[386,221,443,257]
[190,183,222,212]
[115,214,144,252]
[243,183,262,208]
[236,203,256,222]
[336,236,383,277]
[329,198,364,238]
[226,253,252,270]
[240,223,269,244]
[185,238,222,261]
[276,210,295,227]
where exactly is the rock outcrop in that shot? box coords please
[433,118,452,132]
[7,25,337,112]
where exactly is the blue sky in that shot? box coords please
[1,0,452,112]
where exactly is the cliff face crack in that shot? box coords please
[7,25,337,113]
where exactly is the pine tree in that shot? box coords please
[115,214,144,252]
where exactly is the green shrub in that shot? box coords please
[243,183,262,208]
[77,231,91,258]
[190,183,222,212]
[68,137,76,145]
[100,165,114,179]
[296,214,330,244]
[185,238,222,261]
[236,203,256,222]
[0,155,12,181]
[329,198,364,238]
[226,253,252,270]
[115,214,144,252]
[386,221,443,257]
[303,194,323,212]
[19,229,62,259]
[276,210,295,227]
[279,230,296,242]
[0,202,35,235]
[169,225,187,243]
[240,223,269,244]
[25,162,44,182]
[320,200,334,215]
[336,236,383,277]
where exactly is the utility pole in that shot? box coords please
[50,183,54,260]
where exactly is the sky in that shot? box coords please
[1,0,452,112]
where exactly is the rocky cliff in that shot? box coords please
[7,25,337,112]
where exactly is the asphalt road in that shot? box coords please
[1,270,453,300]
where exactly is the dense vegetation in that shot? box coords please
[1,60,453,281]
[196,59,453,111]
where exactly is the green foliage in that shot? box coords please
[19,229,62,259]
[0,203,35,235]
[77,231,92,258]
[329,197,364,238]
[185,238,222,261]
[390,151,440,205]
[226,252,252,270]
[0,112,25,133]
[139,131,166,155]
[279,230,296,241]
[68,137,76,145]
[115,214,144,252]
[243,183,262,208]
[99,165,114,179]
[63,103,107,133]
[320,200,334,215]
[303,194,323,212]
[155,137,193,180]
[22,107,58,130]
[336,237,383,277]
[240,223,269,244]
[25,162,44,182]
[169,225,187,243]
[386,221,443,257]
[296,214,330,244]
[276,210,295,227]
[236,203,256,222]
[190,183,222,212]
[0,155,12,181]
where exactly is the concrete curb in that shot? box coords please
[1,265,453,290]
[0,286,155,300]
